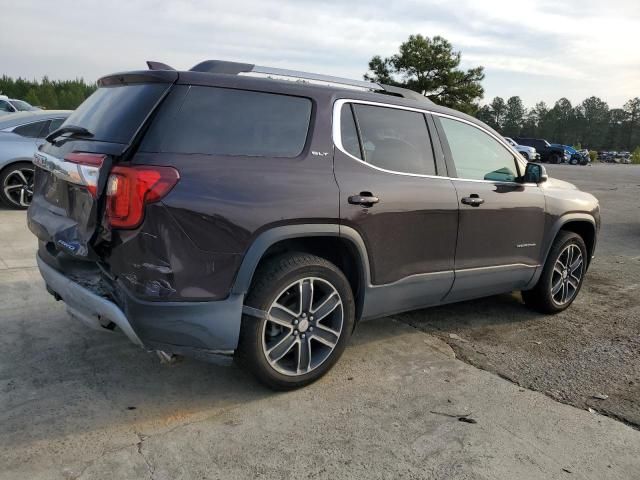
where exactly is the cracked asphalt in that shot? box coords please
[1,164,639,479]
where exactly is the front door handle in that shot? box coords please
[348,192,380,207]
[461,194,484,207]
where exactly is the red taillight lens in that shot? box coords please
[106,166,180,229]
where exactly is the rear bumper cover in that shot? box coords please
[37,254,244,354]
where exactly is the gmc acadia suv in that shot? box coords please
[27,60,600,389]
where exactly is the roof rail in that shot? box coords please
[146,59,433,103]
[189,60,382,92]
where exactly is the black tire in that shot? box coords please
[549,153,561,164]
[0,162,35,210]
[570,157,578,165]
[522,231,587,314]
[236,252,356,390]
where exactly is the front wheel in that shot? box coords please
[522,231,587,314]
[236,253,355,390]
[0,162,35,209]
[549,153,561,164]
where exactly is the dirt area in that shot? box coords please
[397,163,640,428]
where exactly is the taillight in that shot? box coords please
[64,152,106,197]
[106,166,180,229]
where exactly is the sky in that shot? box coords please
[1,0,639,109]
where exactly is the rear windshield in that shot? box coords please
[141,86,312,157]
[61,83,169,144]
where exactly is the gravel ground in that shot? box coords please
[397,163,640,428]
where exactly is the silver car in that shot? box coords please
[0,111,71,209]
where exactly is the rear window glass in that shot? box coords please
[61,83,168,144]
[13,120,48,138]
[142,86,312,157]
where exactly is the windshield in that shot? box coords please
[61,83,169,144]
[10,100,36,111]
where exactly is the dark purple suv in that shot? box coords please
[27,60,600,389]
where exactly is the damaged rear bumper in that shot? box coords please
[36,253,244,355]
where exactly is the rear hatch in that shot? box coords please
[27,72,176,259]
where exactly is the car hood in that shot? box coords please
[545,177,578,190]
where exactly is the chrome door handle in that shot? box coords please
[348,193,379,207]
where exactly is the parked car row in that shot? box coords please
[598,151,632,164]
[504,136,591,165]
[0,110,71,208]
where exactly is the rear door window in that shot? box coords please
[13,120,49,138]
[351,104,436,176]
[143,86,312,157]
[340,104,362,160]
[62,83,169,144]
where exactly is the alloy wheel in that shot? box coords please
[261,277,343,376]
[3,166,34,207]
[550,244,584,306]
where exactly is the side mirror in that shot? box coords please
[523,163,548,183]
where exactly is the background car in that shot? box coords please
[503,136,540,161]
[0,95,41,115]
[514,137,568,163]
[550,144,588,165]
[0,110,71,208]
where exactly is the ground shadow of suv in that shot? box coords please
[27,60,600,389]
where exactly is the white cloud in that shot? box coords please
[0,0,638,108]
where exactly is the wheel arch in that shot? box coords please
[231,224,370,320]
[544,214,597,266]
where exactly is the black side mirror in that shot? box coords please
[523,163,548,183]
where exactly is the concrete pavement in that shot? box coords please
[1,205,639,479]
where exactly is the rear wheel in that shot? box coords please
[570,157,578,165]
[0,162,34,209]
[236,253,355,390]
[549,153,561,164]
[522,231,587,314]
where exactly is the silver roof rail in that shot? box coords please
[189,60,382,92]
[149,59,433,102]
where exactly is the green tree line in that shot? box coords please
[367,34,639,151]
[0,75,96,110]
[477,96,640,151]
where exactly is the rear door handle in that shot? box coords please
[348,193,380,207]
[461,194,484,207]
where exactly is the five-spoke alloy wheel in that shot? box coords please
[0,162,35,209]
[237,253,355,390]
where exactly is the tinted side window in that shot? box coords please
[440,117,518,182]
[47,118,65,134]
[0,100,14,112]
[352,104,436,175]
[145,86,312,157]
[340,104,362,160]
[13,120,48,138]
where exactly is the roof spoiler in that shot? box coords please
[145,59,433,104]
